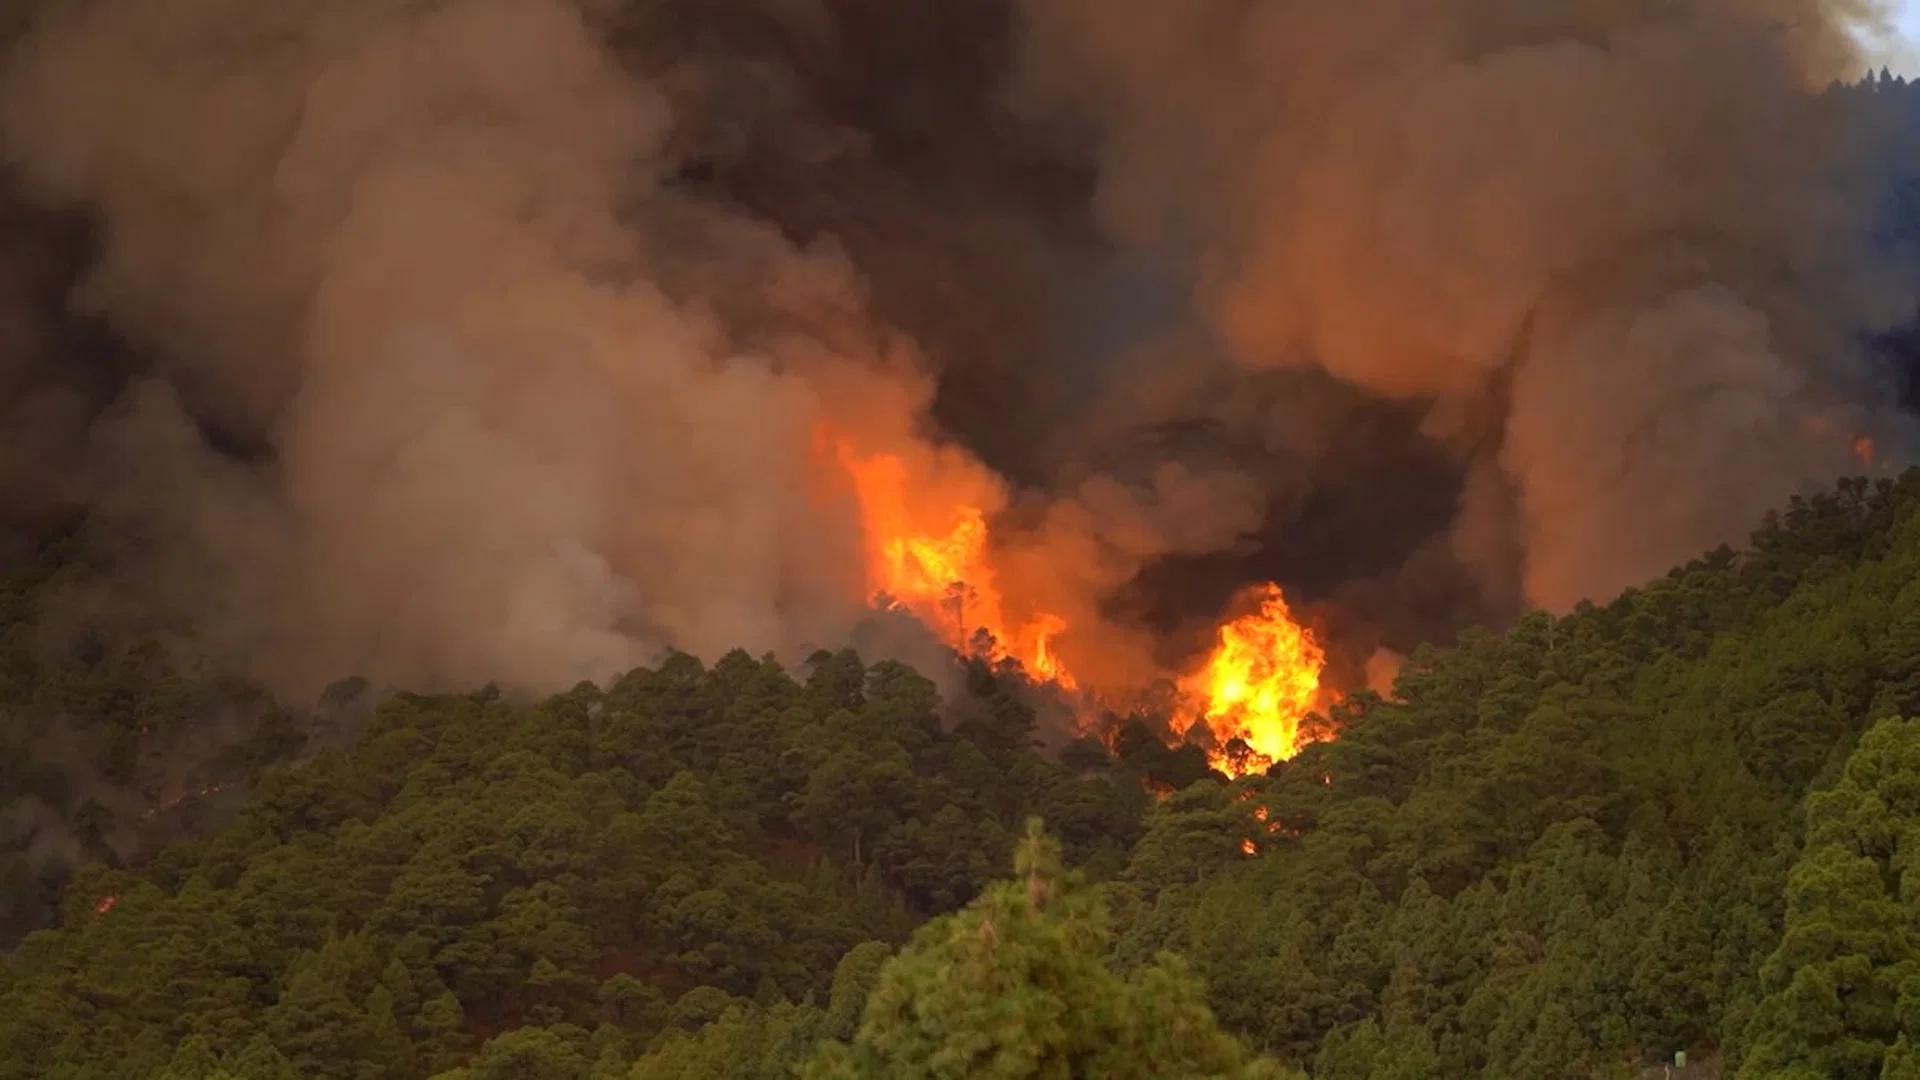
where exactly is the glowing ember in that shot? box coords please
[1175,583,1326,777]
[1240,838,1258,856]
[94,894,118,914]
[828,432,1076,688]
[139,782,233,821]
[1805,413,1881,472]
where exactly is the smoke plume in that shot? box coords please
[1009,0,1912,615]
[1,0,921,695]
[0,0,1910,712]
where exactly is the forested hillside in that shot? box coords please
[4,472,1920,1079]
[0,531,332,945]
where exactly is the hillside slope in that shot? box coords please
[4,472,1920,1079]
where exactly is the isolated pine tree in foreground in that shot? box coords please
[805,818,1300,1080]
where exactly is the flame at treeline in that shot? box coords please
[826,432,1076,689]
[1172,584,1327,775]
[1802,412,1880,471]
[820,425,1331,777]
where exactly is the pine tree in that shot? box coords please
[1736,717,1920,1079]
[804,818,1302,1079]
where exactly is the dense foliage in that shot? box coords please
[6,470,1920,1079]
[0,532,323,944]
[0,624,1155,1079]
[1127,471,1920,1079]
[805,819,1296,1080]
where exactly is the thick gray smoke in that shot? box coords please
[0,0,1910,709]
[1009,0,1913,615]
[0,0,929,696]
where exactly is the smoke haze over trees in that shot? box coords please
[0,0,1912,706]
[6,2,1920,1077]
[5,470,1920,1078]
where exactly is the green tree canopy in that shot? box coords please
[804,819,1301,1080]
[1738,715,1920,1080]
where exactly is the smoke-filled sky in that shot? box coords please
[1879,0,1920,68]
[0,0,1912,710]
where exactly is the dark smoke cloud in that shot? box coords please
[0,0,912,697]
[0,0,1909,715]
[1008,0,1915,622]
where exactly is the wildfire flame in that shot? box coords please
[1804,413,1880,472]
[827,432,1074,687]
[1174,584,1326,777]
[823,425,1331,775]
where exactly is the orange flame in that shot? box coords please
[1175,584,1326,777]
[822,425,1338,773]
[827,431,1075,688]
[1805,413,1880,472]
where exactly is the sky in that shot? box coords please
[1878,1,1920,74]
